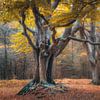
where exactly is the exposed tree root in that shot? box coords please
[91,80,100,85]
[17,80,68,99]
[17,80,38,95]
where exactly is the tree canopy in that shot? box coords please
[0,0,100,23]
[0,0,99,54]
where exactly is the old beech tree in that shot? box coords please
[0,0,100,94]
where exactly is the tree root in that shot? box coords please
[91,80,100,85]
[17,80,68,99]
[17,80,37,95]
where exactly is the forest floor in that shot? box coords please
[0,79,100,100]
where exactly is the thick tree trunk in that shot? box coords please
[33,48,55,84]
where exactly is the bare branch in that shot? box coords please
[19,11,36,50]
[26,27,36,35]
[62,36,100,45]
[54,19,76,27]
[19,21,36,36]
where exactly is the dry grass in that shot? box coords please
[0,79,100,100]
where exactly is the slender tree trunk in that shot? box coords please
[34,49,40,83]
[46,54,55,84]
[4,32,8,79]
[39,51,47,82]
[23,55,27,79]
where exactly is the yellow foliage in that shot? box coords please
[25,9,35,28]
[49,0,100,27]
[8,21,20,29]
[0,0,26,22]
[10,32,33,54]
[55,28,65,38]
[49,3,72,27]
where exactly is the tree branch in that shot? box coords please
[19,21,36,36]
[49,27,56,43]
[54,19,76,27]
[62,36,100,45]
[52,0,61,9]
[19,11,36,50]
[26,27,36,35]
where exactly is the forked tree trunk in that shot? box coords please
[34,45,55,84]
[17,48,55,95]
[17,1,61,95]
[34,49,55,84]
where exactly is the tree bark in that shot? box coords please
[4,31,8,79]
[88,22,100,84]
[33,47,55,84]
[46,54,55,84]
[34,49,40,83]
[39,51,47,82]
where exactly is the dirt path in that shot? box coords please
[0,79,100,100]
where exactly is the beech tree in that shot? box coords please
[0,0,100,95]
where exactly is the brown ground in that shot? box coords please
[0,79,100,100]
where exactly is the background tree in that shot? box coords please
[0,24,16,79]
